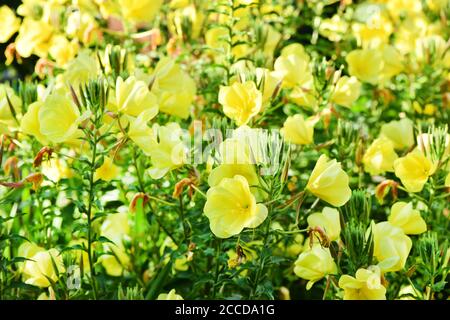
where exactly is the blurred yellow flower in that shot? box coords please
[15,18,53,58]
[0,83,22,131]
[204,175,268,238]
[388,202,427,235]
[218,81,262,126]
[151,57,196,119]
[115,76,158,118]
[0,6,21,43]
[94,157,120,182]
[372,221,412,272]
[255,67,282,109]
[20,102,49,145]
[157,289,183,300]
[38,93,84,144]
[118,0,163,24]
[352,13,393,49]
[394,150,436,192]
[380,118,414,150]
[307,207,341,242]
[346,48,383,84]
[20,244,65,288]
[319,15,348,42]
[274,44,312,89]
[362,137,398,175]
[306,155,352,207]
[331,76,361,108]
[338,266,386,300]
[63,51,99,88]
[146,122,187,179]
[281,114,316,145]
[294,244,337,290]
[48,35,79,67]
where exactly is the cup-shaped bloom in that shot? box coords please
[394,150,436,192]
[338,266,386,300]
[62,51,99,88]
[294,245,337,290]
[372,221,412,272]
[218,81,262,126]
[362,137,398,175]
[21,247,65,288]
[306,155,352,207]
[146,122,188,179]
[38,93,84,144]
[151,57,196,119]
[204,175,268,238]
[281,114,316,145]
[118,0,163,24]
[388,202,427,235]
[307,207,341,242]
[115,76,159,118]
[346,49,383,84]
[274,52,312,88]
[380,118,414,150]
[331,76,361,108]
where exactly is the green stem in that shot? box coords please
[212,239,222,299]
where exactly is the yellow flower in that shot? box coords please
[208,164,259,188]
[372,221,412,272]
[62,51,99,88]
[346,49,383,84]
[114,76,159,118]
[362,137,398,175]
[48,35,79,67]
[319,14,348,42]
[38,93,84,144]
[352,13,393,49]
[127,108,158,152]
[157,289,183,300]
[388,202,427,235]
[306,155,352,207]
[100,211,131,276]
[338,266,386,300]
[394,150,436,193]
[94,157,120,182]
[0,83,22,130]
[255,68,282,109]
[151,57,196,119]
[331,76,361,108]
[218,81,262,126]
[42,158,73,183]
[379,45,404,83]
[15,18,53,58]
[281,114,316,145]
[21,246,65,288]
[20,101,49,145]
[274,44,312,89]
[118,0,163,24]
[204,175,268,238]
[146,123,187,179]
[65,10,100,45]
[293,244,337,290]
[380,118,414,150]
[0,6,21,43]
[307,207,341,242]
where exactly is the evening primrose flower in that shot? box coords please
[293,245,337,290]
[157,289,183,300]
[394,150,436,193]
[15,18,53,58]
[118,0,163,24]
[372,221,412,272]
[115,76,158,118]
[380,118,414,150]
[151,57,196,119]
[62,51,99,88]
[94,157,120,182]
[362,137,398,175]
[346,49,383,84]
[218,81,262,126]
[146,123,188,179]
[319,14,348,42]
[274,44,312,89]
[38,93,84,144]
[307,207,341,242]
[281,114,316,145]
[379,45,404,83]
[0,6,21,43]
[388,202,427,235]
[306,155,352,207]
[48,35,79,67]
[100,211,131,276]
[208,164,259,189]
[255,68,282,109]
[330,76,361,108]
[21,246,65,288]
[338,266,386,300]
[204,175,268,238]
